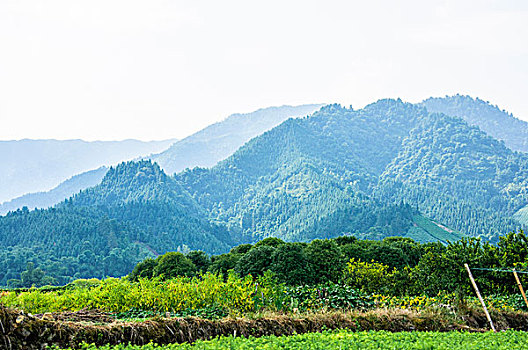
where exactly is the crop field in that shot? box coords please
[52,330,528,350]
[3,253,528,349]
[2,274,526,318]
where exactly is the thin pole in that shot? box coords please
[513,269,528,309]
[464,263,496,332]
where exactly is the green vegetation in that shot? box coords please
[52,330,528,350]
[2,98,528,287]
[0,161,232,287]
[0,273,277,315]
[407,214,463,243]
[5,232,528,317]
[422,94,528,153]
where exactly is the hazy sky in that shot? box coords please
[1,0,527,141]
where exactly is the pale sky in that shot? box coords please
[0,0,527,141]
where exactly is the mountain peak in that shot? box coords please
[421,95,528,152]
[72,160,179,206]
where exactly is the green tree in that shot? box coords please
[254,237,285,248]
[235,246,275,277]
[8,262,56,288]
[128,258,157,281]
[270,243,309,285]
[304,239,345,284]
[153,252,196,279]
[230,244,253,255]
[186,251,211,274]
[209,253,240,277]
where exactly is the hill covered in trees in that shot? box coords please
[1,98,527,286]
[178,100,527,243]
[422,95,528,153]
[0,161,232,286]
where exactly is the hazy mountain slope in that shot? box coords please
[422,95,528,152]
[179,99,528,242]
[0,167,107,215]
[150,104,324,174]
[377,112,528,240]
[0,104,320,212]
[0,139,175,203]
[0,160,230,285]
[177,101,432,242]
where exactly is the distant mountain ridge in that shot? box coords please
[422,95,528,153]
[0,104,323,214]
[150,104,324,174]
[0,167,107,215]
[0,139,176,203]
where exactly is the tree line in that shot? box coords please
[129,231,528,297]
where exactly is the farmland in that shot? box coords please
[53,330,528,350]
[4,232,528,348]
[3,272,528,349]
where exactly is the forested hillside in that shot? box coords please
[0,161,232,286]
[377,113,528,239]
[177,99,528,243]
[422,95,528,153]
[1,98,527,286]
[150,104,323,174]
[177,101,428,242]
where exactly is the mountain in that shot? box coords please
[0,139,176,203]
[150,104,324,174]
[178,100,526,243]
[376,111,528,238]
[2,97,527,286]
[421,95,528,153]
[0,167,107,215]
[0,105,321,213]
[0,160,230,286]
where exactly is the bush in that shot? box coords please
[186,251,211,274]
[129,258,157,281]
[270,244,310,285]
[343,258,395,294]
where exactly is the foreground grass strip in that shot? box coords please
[55,330,528,350]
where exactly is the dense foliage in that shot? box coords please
[2,98,528,285]
[128,231,528,298]
[0,161,232,287]
[177,100,528,244]
[422,94,528,153]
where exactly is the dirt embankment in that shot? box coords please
[2,306,528,350]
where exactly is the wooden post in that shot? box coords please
[513,269,528,309]
[464,263,496,332]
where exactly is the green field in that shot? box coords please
[53,330,528,350]
[406,214,464,243]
